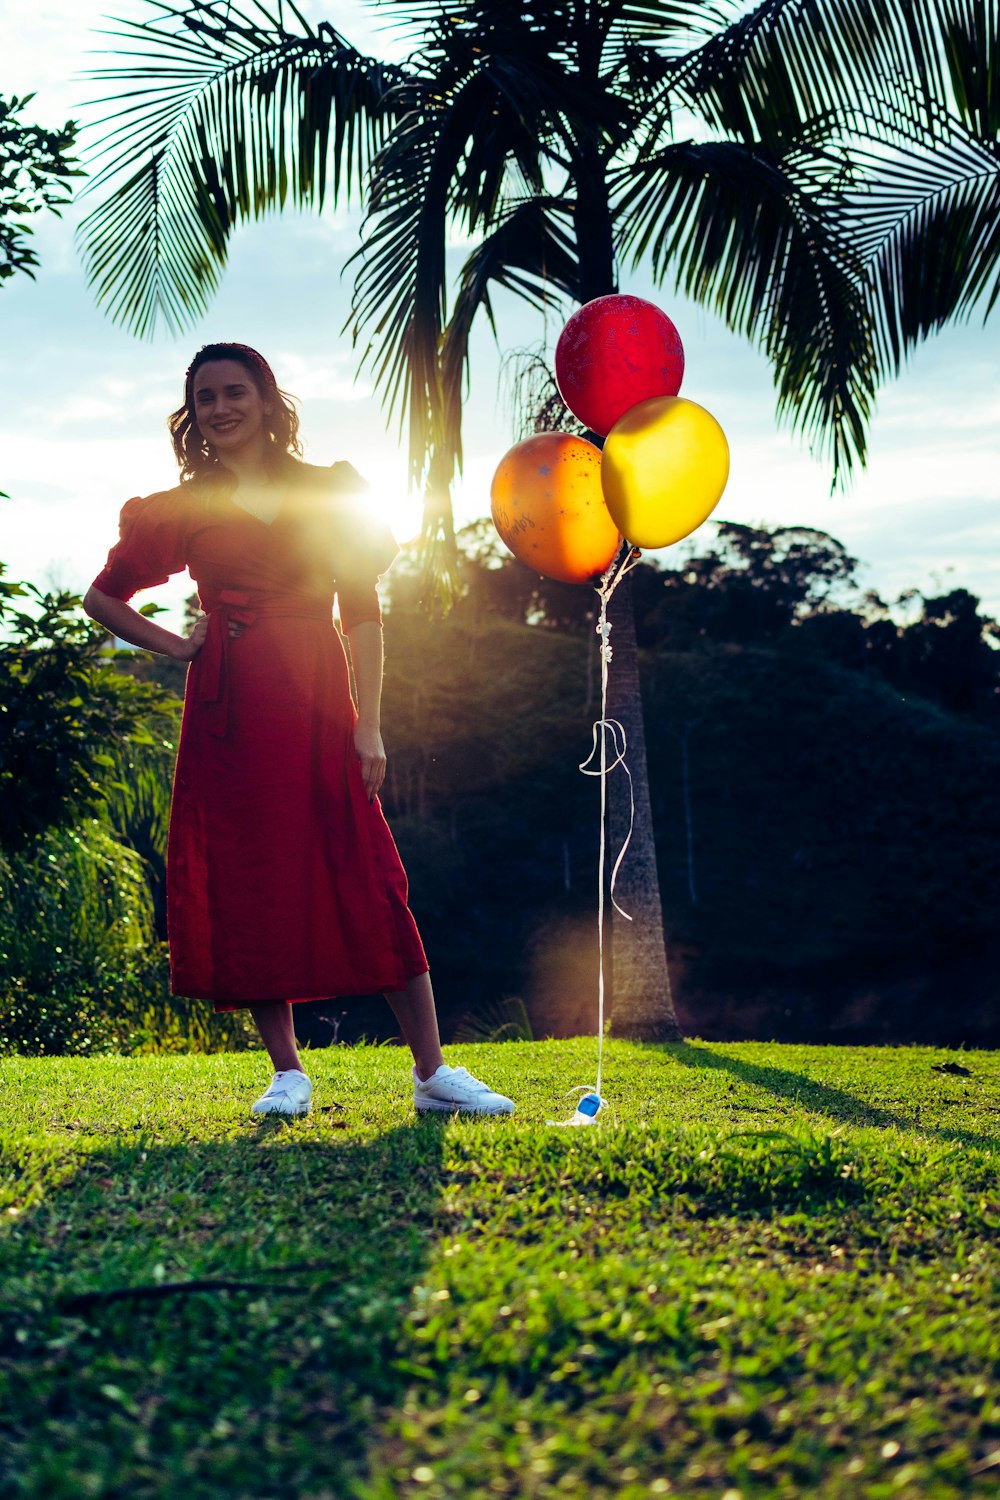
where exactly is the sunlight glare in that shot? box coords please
[365,480,424,545]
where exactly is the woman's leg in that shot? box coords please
[384,971,445,1082]
[249,1001,303,1073]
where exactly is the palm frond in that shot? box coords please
[441,196,580,435]
[653,0,955,148]
[77,0,400,336]
[390,192,578,600]
[839,98,1000,364]
[500,347,581,441]
[617,135,877,482]
[601,0,735,63]
[347,77,492,489]
[819,4,1000,364]
[347,54,564,486]
[370,0,727,62]
[933,0,999,139]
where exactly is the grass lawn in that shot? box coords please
[0,1039,997,1498]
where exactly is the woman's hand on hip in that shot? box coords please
[172,614,210,661]
[354,722,386,803]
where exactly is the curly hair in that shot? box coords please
[168,342,302,485]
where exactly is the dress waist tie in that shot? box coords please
[196,589,333,738]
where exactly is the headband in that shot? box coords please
[186,342,279,390]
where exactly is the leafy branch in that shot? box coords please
[0,93,82,287]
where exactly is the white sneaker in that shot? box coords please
[413,1063,515,1115]
[251,1069,312,1116]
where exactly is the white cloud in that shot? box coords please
[272,349,372,402]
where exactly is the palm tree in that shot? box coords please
[77,0,996,1040]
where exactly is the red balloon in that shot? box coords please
[555,294,685,437]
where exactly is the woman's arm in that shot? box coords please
[83,586,207,661]
[346,619,387,802]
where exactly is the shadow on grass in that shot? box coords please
[664,1040,998,1152]
[0,1114,453,1499]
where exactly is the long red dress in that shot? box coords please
[92,459,428,1010]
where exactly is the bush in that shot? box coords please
[0,822,254,1055]
[122,944,256,1055]
[0,573,176,849]
[0,821,151,1054]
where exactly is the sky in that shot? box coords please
[2,0,998,629]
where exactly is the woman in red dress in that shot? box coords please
[84,343,514,1118]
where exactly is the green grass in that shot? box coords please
[1,1040,998,1498]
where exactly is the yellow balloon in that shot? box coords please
[601,396,730,548]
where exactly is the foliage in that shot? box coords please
[674,521,861,630]
[836,2,1000,364]
[0,569,253,1056]
[366,605,1000,1044]
[0,820,155,1056]
[75,3,997,501]
[0,819,254,1057]
[119,945,257,1056]
[0,93,81,287]
[645,560,1000,719]
[869,586,1000,717]
[347,0,996,496]
[98,732,181,939]
[0,1041,997,1495]
[0,573,177,850]
[76,1,403,336]
[452,995,534,1045]
[446,519,1000,721]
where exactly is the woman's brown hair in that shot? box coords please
[168,342,302,485]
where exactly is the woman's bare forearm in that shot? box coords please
[83,586,194,659]
[346,620,384,726]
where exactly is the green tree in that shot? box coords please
[75,0,995,1040]
[891,587,1000,717]
[660,523,861,645]
[0,93,80,288]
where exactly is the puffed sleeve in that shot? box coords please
[328,461,400,634]
[91,490,190,601]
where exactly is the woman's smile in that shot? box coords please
[193,359,271,458]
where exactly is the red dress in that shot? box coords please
[92,459,428,1010]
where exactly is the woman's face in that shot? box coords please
[192,359,271,459]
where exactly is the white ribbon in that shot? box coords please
[572,543,642,1102]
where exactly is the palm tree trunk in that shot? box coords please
[568,149,681,1040]
[605,573,681,1040]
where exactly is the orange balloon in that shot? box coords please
[490,433,621,584]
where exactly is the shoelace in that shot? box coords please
[266,1075,306,1095]
[448,1067,490,1092]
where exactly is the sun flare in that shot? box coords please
[364,481,424,545]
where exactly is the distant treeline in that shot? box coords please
[391,519,1000,724]
[2,521,998,1053]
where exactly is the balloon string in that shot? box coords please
[577,543,642,1099]
[579,719,633,921]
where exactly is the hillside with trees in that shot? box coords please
[319,522,1000,1049]
[4,520,997,1053]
